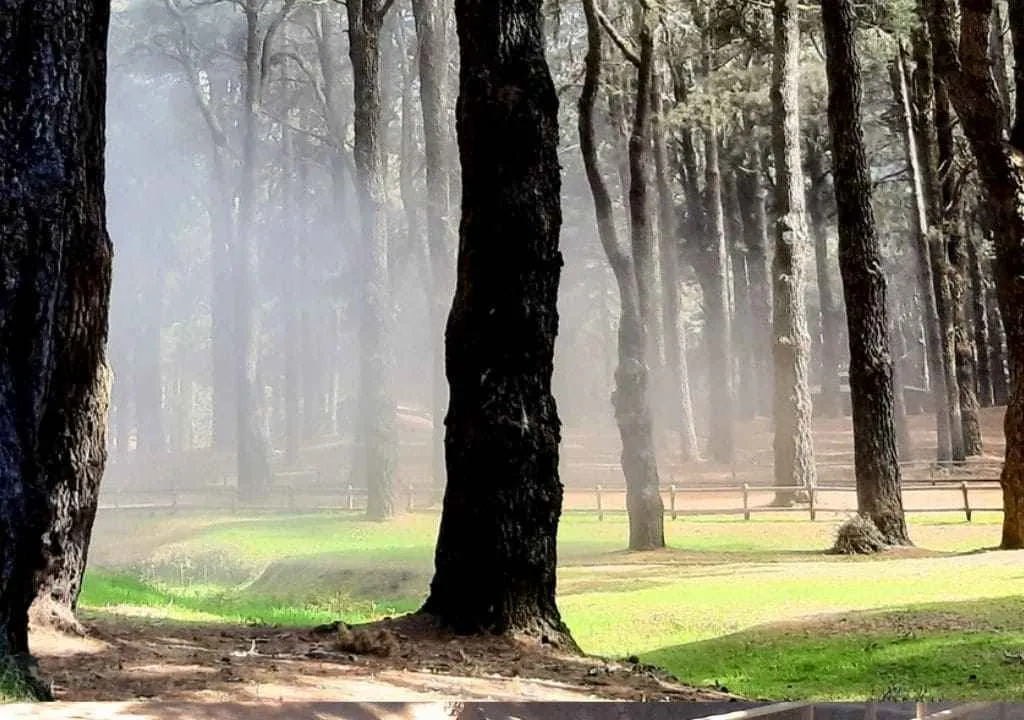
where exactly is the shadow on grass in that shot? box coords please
[642,595,1024,702]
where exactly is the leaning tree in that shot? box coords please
[0,0,114,690]
[421,0,575,644]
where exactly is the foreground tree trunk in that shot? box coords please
[927,0,1024,547]
[771,0,817,504]
[822,0,910,545]
[348,0,399,520]
[422,0,575,643]
[0,0,113,682]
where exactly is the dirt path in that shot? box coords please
[30,615,734,712]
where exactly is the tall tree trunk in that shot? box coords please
[0,0,113,683]
[348,0,399,520]
[736,148,773,417]
[724,167,756,421]
[133,273,164,454]
[911,28,965,462]
[968,232,995,407]
[926,0,1024,547]
[210,149,236,450]
[771,0,816,503]
[235,4,272,500]
[411,0,453,500]
[987,250,1011,405]
[282,128,301,466]
[895,42,956,461]
[805,134,842,418]
[935,82,982,455]
[821,0,910,546]
[652,74,699,461]
[423,0,576,644]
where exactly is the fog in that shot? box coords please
[100,0,1002,514]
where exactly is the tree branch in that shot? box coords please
[596,8,640,67]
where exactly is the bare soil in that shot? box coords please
[30,614,735,710]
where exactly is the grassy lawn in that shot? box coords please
[80,509,1024,700]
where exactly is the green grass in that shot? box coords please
[80,509,1024,700]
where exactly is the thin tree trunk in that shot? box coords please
[771,0,816,503]
[805,134,842,418]
[821,0,910,546]
[411,0,453,500]
[1,0,113,681]
[895,42,956,461]
[423,0,577,643]
[210,149,236,450]
[652,72,699,461]
[736,149,773,417]
[724,167,756,421]
[968,232,995,407]
[348,0,399,520]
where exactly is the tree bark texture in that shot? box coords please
[423,0,576,642]
[967,233,995,407]
[927,0,1024,547]
[822,0,910,545]
[771,0,817,501]
[0,0,114,668]
[348,0,399,520]
[582,0,664,550]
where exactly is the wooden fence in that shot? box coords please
[98,476,1005,522]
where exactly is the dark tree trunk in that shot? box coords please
[422,0,576,643]
[771,0,816,502]
[348,0,399,520]
[968,232,995,407]
[822,0,911,546]
[0,0,113,680]
[412,0,453,500]
[805,134,843,418]
[987,254,1010,405]
[736,149,773,417]
[927,0,1024,547]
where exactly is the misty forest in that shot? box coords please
[5,0,1024,710]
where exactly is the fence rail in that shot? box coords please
[98,476,1005,522]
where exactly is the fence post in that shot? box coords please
[595,485,603,521]
[670,484,677,520]
[347,484,354,511]
[961,481,972,522]
[742,483,750,521]
[809,487,816,521]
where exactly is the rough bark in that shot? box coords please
[411,0,453,499]
[652,73,699,461]
[771,0,816,502]
[927,0,1024,547]
[805,134,843,418]
[422,0,576,643]
[348,0,399,520]
[0,0,113,680]
[986,253,1011,405]
[821,0,911,546]
[935,82,982,456]
[967,231,995,407]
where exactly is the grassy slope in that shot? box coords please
[80,510,1024,700]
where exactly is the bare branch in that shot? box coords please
[596,8,640,67]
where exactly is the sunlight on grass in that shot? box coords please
[80,508,1024,700]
